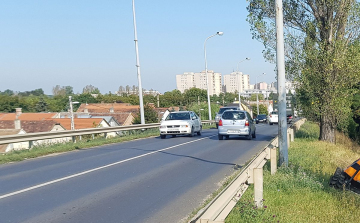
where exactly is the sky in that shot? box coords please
[0,0,276,95]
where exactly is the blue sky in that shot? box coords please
[0,0,276,95]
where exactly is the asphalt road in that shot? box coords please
[0,123,279,223]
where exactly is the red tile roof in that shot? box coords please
[76,103,139,113]
[0,113,58,121]
[51,118,105,130]
[88,113,133,125]
[0,120,63,133]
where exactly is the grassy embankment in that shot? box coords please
[0,123,216,165]
[226,121,360,223]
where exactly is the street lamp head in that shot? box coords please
[246,57,250,60]
[216,31,224,36]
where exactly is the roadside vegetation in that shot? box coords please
[225,121,360,223]
[0,124,216,165]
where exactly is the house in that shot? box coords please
[51,118,116,138]
[0,120,70,147]
[0,129,27,153]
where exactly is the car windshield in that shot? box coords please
[218,107,237,114]
[165,112,190,120]
[257,115,266,119]
[221,111,245,120]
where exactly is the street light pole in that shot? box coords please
[69,96,79,130]
[237,58,250,109]
[256,73,266,116]
[204,31,223,120]
[276,0,288,167]
[132,0,145,124]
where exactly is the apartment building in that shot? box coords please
[176,70,222,96]
[223,71,250,93]
[255,82,268,90]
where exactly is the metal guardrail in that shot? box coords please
[190,118,306,223]
[0,120,215,145]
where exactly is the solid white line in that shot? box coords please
[0,135,216,200]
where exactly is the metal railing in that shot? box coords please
[190,118,306,223]
[0,120,214,146]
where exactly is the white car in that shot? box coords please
[159,111,202,139]
[267,111,278,125]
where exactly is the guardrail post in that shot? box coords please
[287,129,290,147]
[72,136,76,143]
[271,147,277,175]
[254,168,263,208]
[104,133,107,139]
[290,128,294,142]
[92,134,95,140]
[29,140,34,149]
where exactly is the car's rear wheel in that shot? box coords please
[225,135,230,139]
[160,135,166,139]
[171,135,176,138]
[269,122,273,125]
[218,134,223,140]
[247,133,252,140]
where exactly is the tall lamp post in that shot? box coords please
[256,72,266,116]
[237,58,250,109]
[204,31,223,120]
[69,96,79,130]
[132,0,145,124]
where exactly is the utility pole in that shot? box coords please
[275,0,288,167]
[132,0,145,124]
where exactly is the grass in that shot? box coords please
[225,121,360,223]
[0,123,216,165]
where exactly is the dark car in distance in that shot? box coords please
[255,114,267,124]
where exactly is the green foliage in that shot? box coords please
[132,104,159,124]
[251,104,267,117]
[227,121,360,223]
[187,102,220,120]
[249,93,264,101]
[246,0,360,142]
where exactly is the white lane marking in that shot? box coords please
[0,135,216,200]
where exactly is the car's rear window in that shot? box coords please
[222,111,245,120]
[218,107,237,114]
[166,113,190,120]
[257,115,266,119]
[271,111,278,115]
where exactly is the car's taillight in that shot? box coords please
[245,121,249,126]
[219,119,223,126]
[270,115,272,118]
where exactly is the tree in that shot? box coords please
[251,104,268,117]
[250,93,264,101]
[247,0,360,143]
[35,97,48,112]
[133,104,159,124]
[82,85,100,94]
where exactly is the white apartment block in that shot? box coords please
[176,72,195,93]
[176,70,222,96]
[223,72,250,93]
[255,82,268,90]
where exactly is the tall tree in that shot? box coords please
[247,0,360,143]
[82,85,100,94]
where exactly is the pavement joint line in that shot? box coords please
[0,135,217,200]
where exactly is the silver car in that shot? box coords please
[215,106,240,128]
[218,110,256,140]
